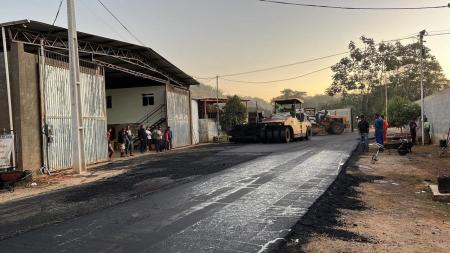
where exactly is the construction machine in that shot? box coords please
[230,98,312,143]
[304,108,347,135]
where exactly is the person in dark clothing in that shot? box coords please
[358,115,369,152]
[117,128,126,157]
[138,125,147,153]
[409,120,417,145]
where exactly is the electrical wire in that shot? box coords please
[425,32,450,37]
[220,65,332,85]
[51,0,64,26]
[96,0,146,46]
[258,0,450,10]
[220,51,349,77]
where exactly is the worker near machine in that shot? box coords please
[409,120,417,145]
[382,115,389,144]
[358,115,369,152]
[374,113,384,146]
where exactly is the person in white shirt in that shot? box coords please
[146,127,152,151]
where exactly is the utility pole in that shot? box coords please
[216,75,220,136]
[67,0,86,173]
[419,30,426,146]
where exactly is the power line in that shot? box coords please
[220,65,332,85]
[96,0,146,46]
[425,32,450,37]
[220,51,349,77]
[51,0,64,26]
[259,0,450,10]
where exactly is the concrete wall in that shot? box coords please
[106,86,165,125]
[420,88,450,144]
[199,119,218,143]
[0,43,42,171]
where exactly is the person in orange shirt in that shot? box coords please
[382,115,389,144]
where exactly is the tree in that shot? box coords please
[387,96,421,130]
[220,95,247,132]
[327,36,449,116]
[272,89,307,102]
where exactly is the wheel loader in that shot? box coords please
[230,98,312,143]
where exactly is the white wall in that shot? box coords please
[106,86,165,125]
[166,84,191,147]
[419,88,450,144]
[191,100,200,144]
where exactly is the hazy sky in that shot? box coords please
[1,0,449,101]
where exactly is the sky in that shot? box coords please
[0,0,449,101]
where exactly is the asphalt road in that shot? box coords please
[0,134,357,253]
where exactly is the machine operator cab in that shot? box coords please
[273,98,307,122]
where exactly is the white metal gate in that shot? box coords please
[41,54,107,170]
[166,84,191,148]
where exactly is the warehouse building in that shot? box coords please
[0,20,199,173]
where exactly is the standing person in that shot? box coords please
[382,115,389,144]
[168,126,173,150]
[374,113,384,146]
[358,115,369,152]
[107,128,114,160]
[138,125,147,153]
[152,126,162,152]
[164,127,171,150]
[126,125,134,156]
[409,120,418,145]
[118,128,126,157]
[146,127,152,151]
[423,117,432,144]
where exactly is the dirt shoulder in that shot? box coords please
[286,144,450,253]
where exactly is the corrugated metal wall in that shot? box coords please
[42,54,107,170]
[191,100,200,144]
[166,84,191,147]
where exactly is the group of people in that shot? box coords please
[107,125,173,160]
[357,114,389,153]
[357,113,432,153]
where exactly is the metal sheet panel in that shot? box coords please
[43,63,73,170]
[166,84,191,147]
[42,54,107,170]
[80,67,108,164]
[191,100,199,144]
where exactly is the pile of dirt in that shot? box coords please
[284,144,450,253]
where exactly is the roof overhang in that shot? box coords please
[0,19,200,88]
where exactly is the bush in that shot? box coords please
[387,96,421,128]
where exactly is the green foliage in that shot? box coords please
[387,96,421,128]
[327,36,449,116]
[220,95,247,132]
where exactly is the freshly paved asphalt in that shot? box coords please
[0,134,357,252]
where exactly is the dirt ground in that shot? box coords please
[286,143,450,253]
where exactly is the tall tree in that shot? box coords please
[220,95,247,132]
[327,36,449,116]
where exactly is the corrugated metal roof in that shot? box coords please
[0,19,199,87]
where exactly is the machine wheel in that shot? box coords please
[282,127,291,143]
[305,128,311,140]
[330,121,345,135]
[266,127,274,142]
[273,127,281,143]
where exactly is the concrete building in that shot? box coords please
[0,20,199,173]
